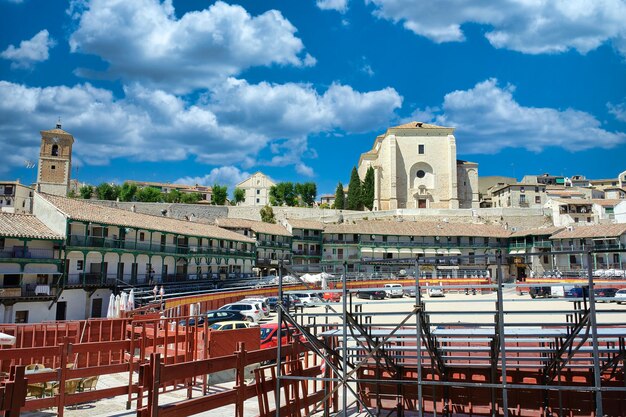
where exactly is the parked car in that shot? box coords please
[403,287,417,298]
[209,321,251,331]
[427,287,444,297]
[323,291,341,302]
[594,288,619,302]
[244,298,270,317]
[218,302,263,323]
[292,292,322,307]
[384,284,404,298]
[614,289,626,304]
[529,286,552,299]
[356,289,386,300]
[178,316,205,326]
[205,310,246,324]
[260,323,300,349]
[267,295,299,311]
[565,286,590,299]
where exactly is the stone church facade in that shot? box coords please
[36,123,74,197]
[358,122,478,210]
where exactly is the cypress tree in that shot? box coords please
[334,182,345,210]
[362,166,375,210]
[346,166,363,210]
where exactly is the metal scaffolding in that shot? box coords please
[274,249,626,416]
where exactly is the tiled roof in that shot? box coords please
[286,219,324,230]
[550,224,626,239]
[0,213,62,240]
[41,127,72,136]
[216,218,292,237]
[323,221,510,238]
[591,199,623,207]
[550,198,593,205]
[509,227,563,238]
[38,194,255,243]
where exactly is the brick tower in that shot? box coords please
[36,122,74,196]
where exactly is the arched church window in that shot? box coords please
[51,144,59,156]
[416,170,426,179]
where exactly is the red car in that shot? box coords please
[323,292,341,302]
[260,323,301,349]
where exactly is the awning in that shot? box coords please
[509,249,526,255]
[424,249,437,255]
[374,248,386,253]
[436,249,448,255]
[398,249,412,258]
[0,265,21,274]
[448,249,462,255]
[411,248,424,255]
[23,265,60,274]
[360,247,373,254]
[386,248,399,254]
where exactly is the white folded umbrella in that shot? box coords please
[107,293,116,318]
[0,331,16,345]
[127,289,135,311]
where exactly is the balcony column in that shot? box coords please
[100,252,105,285]
[149,231,153,252]
[81,251,87,285]
[134,228,138,250]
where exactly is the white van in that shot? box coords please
[384,284,404,298]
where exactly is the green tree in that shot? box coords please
[79,185,93,199]
[211,184,228,205]
[67,189,77,198]
[296,182,317,207]
[181,192,201,204]
[233,188,245,205]
[362,166,375,210]
[135,187,163,202]
[346,166,363,210]
[333,182,345,210]
[118,182,138,202]
[95,183,119,200]
[260,205,276,223]
[164,189,183,203]
[269,182,297,206]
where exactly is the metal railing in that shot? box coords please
[0,247,56,260]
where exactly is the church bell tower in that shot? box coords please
[36,121,74,196]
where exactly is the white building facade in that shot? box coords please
[235,172,276,207]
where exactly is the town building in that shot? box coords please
[478,176,516,208]
[508,227,563,279]
[603,187,626,200]
[235,172,275,206]
[545,199,597,227]
[215,218,291,276]
[0,181,33,214]
[490,183,547,208]
[358,122,478,210]
[0,213,64,324]
[284,219,323,271]
[36,123,74,196]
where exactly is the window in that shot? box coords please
[574,217,579,223]
[587,217,591,223]
[543,255,549,264]
[535,186,539,192]
[468,237,474,245]
[15,311,28,324]
[51,165,56,170]
[519,195,527,204]
[416,170,426,179]
[256,189,260,194]
[139,232,145,241]
[0,237,4,250]
[535,196,541,204]
[77,260,84,271]
[614,254,620,263]
[569,255,577,264]
[256,198,260,203]
[520,186,525,193]
[418,144,424,154]
[51,144,59,156]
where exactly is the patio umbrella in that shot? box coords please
[127,289,135,311]
[107,294,116,318]
[120,292,128,313]
[189,303,195,317]
[0,331,16,345]
[114,294,121,318]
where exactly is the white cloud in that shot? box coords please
[0,79,402,175]
[608,101,626,122]
[68,0,313,92]
[411,78,626,154]
[175,166,250,190]
[366,0,626,56]
[316,0,349,13]
[1,30,56,69]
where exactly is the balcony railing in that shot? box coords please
[292,250,322,257]
[292,235,322,242]
[0,284,56,298]
[358,240,507,249]
[67,235,254,257]
[64,271,256,287]
[258,240,291,248]
[0,247,56,260]
[551,242,623,252]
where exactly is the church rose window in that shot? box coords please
[416,170,426,178]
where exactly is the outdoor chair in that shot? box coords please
[26,383,46,398]
[79,375,98,391]
[47,378,81,396]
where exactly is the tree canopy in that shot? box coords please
[333,182,345,210]
[269,182,297,206]
[211,184,228,205]
[260,205,276,223]
[233,188,245,205]
[362,166,375,211]
[79,185,93,199]
[118,182,138,202]
[135,187,163,202]
[295,182,317,206]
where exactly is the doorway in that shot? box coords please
[91,298,102,318]
[418,199,427,208]
[56,301,67,321]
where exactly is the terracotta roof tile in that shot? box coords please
[550,224,626,239]
[509,227,563,238]
[322,221,510,238]
[39,193,254,243]
[0,213,62,240]
[286,219,324,230]
[389,121,449,129]
[591,199,623,207]
[216,218,291,237]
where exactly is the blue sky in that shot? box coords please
[1,0,625,197]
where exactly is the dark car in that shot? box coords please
[565,286,590,298]
[593,288,619,302]
[267,295,299,311]
[529,286,552,299]
[204,310,246,324]
[356,289,386,300]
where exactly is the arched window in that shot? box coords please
[51,144,59,156]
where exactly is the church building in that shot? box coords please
[36,122,74,197]
[358,122,478,210]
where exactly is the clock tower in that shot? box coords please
[36,122,74,196]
